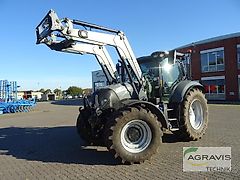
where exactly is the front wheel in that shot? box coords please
[176,88,208,140]
[104,107,162,164]
[76,109,102,145]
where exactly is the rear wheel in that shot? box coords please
[176,88,208,140]
[104,106,162,164]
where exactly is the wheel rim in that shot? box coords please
[120,120,152,153]
[189,99,204,130]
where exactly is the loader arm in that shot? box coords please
[36,10,143,87]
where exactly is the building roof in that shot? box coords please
[177,32,240,50]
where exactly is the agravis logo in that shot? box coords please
[184,147,208,167]
[183,147,231,172]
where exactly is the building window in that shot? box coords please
[93,81,106,91]
[200,48,224,73]
[237,45,240,69]
[201,78,225,100]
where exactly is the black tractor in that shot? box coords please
[78,51,208,164]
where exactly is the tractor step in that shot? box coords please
[170,127,179,131]
[168,118,178,121]
[168,118,179,130]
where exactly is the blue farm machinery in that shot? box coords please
[0,80,36,114]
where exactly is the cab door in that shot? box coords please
[161,59,181,102]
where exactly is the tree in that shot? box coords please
[39,88,45,93]
[54,88,62,96]
[62,90,67,96]
[82,88,92,95]
[67,86,82,96]
[44,89,52,94]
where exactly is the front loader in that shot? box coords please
[36,10,208,164]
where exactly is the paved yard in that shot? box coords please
[0,100,239,179]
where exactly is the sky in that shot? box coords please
[0,0,240,91]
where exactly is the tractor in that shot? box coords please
[36,10,208,164]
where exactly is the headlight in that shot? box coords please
[100,98,108,106]
[95,93,108,107]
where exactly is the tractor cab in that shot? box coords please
[137,51,187,102]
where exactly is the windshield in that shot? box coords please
[139,60,159,78]
[160,58,180,88]
[138,57,181,88]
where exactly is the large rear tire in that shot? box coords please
[176,88,208,140]
[104,106,162,164]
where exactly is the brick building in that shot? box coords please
[177,32,240,101]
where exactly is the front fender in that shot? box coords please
[169,80,204,104]
[120,99,169,129]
